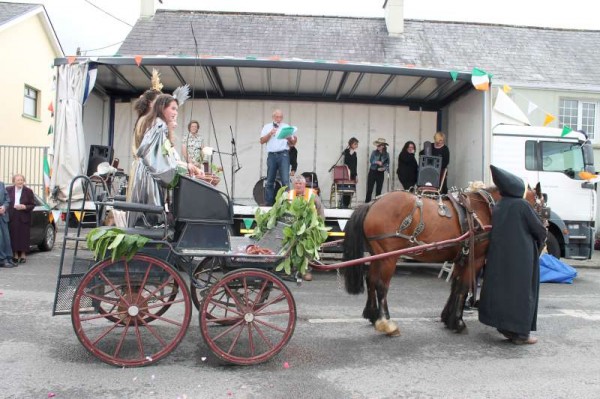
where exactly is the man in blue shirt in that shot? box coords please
[259,109,298,206]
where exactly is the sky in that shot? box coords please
[6,0,600,56]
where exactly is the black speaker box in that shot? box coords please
[417,155,442,187]
[86,145,114,176]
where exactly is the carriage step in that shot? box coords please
[52,273,85,316]
[64,235,88,242]
[438,261,454,282]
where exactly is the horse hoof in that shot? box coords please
[375,319,387,333]
[386,321,401,337]
[454,320,467,334]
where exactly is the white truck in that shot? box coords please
[491,124,596,259]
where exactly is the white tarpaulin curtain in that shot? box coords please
[50,62,90,204]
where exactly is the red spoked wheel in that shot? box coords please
[200,268,296,365]
[71,254,192,367]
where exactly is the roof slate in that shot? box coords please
[0,2,40,27]
[119,10,600,88]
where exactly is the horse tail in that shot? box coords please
[343,203,370,295]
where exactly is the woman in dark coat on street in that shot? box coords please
[478,165,547,345]
[397,140,418,190]
[7,174,35,263]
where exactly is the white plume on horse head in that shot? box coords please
[466,180,486,192]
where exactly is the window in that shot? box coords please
[559,98,599,140]
[526,140,585,180]
[23,85,39,119]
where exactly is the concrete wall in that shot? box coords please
[443,90,487,188]
[111,99,437,204]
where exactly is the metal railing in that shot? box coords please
[0,145,48,199]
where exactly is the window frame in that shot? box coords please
[23,84,40,120]
[558,97,600,142]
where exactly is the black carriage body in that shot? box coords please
[172,176,233,254]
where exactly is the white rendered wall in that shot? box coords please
[111,99,436,205]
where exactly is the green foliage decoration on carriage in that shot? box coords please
[251,187,329,275]
[86,227,150,261]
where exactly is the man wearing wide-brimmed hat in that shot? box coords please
[365,138,390,202]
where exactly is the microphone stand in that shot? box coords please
[328,147,348,173]
[217,126,241,201]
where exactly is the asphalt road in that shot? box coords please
[1,248,599,399]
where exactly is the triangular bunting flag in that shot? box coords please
[73,211,82,221]
[561,126,573,137]
[47,125,53,135]
[47,101,54,114]
[450,71,459,82]
[243,218,254,229]
[543,113,556,126]
[502,84,512,93]
[67,56,76,65]
[527,101,538,115]
[337,219,348,231]
[134,55,143,66]
[493,89,530,125]
[471,68,490,91]
[51,210,62,223]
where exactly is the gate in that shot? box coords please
[0,145,48,199]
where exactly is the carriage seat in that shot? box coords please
[103,201,172,240]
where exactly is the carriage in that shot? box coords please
[52,169,548,367]
[52,174,297,367]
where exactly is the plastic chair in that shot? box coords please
[329,165,356,208]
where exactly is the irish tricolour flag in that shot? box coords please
[471,68,490,91]
[43,155,51,195]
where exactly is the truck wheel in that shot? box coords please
[546,232,561,259]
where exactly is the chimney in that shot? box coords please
[383,0,404,36]
[140,0,157,19]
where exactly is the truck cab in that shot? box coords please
[491,124,596,259]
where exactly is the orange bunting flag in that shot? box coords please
[67,56,76,65]
[543,113,556,126]
[579,171,596,180]
[134,55,143,66]
[502,84,512,93]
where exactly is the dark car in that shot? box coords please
[30,194,56,251]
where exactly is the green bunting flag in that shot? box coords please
[243,218,254,229]
[450,71,459,82]
[47,125,53,135]
[561,126,573,137]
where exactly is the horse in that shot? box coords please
[342,184,545,336]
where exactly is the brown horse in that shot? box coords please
[343,184,544,336]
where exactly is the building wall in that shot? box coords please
[0,14,58,148]
[111,99,437,204]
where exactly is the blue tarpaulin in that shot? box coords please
[540,254,578,284]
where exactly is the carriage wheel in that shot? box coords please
[200,268,296,365]
[190,257,225,310]
[71,254,192,367]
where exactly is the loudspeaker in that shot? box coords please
[86,145,114,176]
[417,155,442,187]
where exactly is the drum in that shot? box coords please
[253,177,282,206]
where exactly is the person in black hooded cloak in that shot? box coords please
[478,165,547,345]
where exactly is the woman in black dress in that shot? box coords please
[397,140,418,190]
[341,137,359,208]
